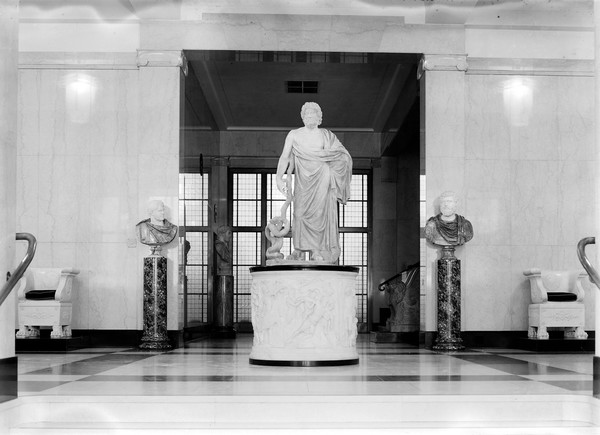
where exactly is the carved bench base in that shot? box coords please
[528,302,588,340]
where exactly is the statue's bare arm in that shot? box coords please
[276,131,294,194]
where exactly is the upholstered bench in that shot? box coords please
[15,268,80,339]
[523,268,588,340]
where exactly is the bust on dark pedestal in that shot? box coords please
[136,199,177,351]
[425,191,473,352]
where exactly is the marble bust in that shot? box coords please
[275,102,352,263]
[425,191,473,246]
[136,200,178,255]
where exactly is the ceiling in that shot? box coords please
[183,51,421,135]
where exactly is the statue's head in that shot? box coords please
[217,225,232,242]
[300,102,323,127]
[147,200,165,223]
[438,191,458,217]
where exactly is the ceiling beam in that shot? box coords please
[194,60,235,131]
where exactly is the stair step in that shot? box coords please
[2,394,599,434]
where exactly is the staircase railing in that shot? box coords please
[0,233,37,307]
[577,237,600,288]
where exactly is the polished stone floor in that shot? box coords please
[17,334,594,397]
[9,334,600,433]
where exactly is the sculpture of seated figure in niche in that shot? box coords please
[215,225,233,276]
[380,276,407,332]
[275,102,353,263]
[425,191,473,247]
[136,200,178,256]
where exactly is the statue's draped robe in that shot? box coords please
[136,219,178,246]
[426,213,473,246]
[291,129,352,262]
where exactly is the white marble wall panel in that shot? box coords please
[465,76,510,161]
[426,157,465,213]
[464,159,510,246]
[139,68,181,156]
[463,245,512,330]
[459,72,596,332]
[88,243,137,329]
[557,77,595,161]
[508,78,559,161]
[15,156,39,237]
[17,70,41,156]
[37,155,91,243]
[557,160,596,246]
[423,71,465,159]
[510,160,560,246]
[89,72,139,156]
[90,156,138,244]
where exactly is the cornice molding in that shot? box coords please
[136,50,188,75]
[417,54,468,79]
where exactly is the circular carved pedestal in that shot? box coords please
[249,265,359,366]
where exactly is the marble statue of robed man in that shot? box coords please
[136,200,178,255]
[425,191,473,246]
[276,102,352,263]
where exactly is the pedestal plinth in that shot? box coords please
[140,255,171,350]
[249,265,359,366]
[433,246,465,351]
[213,275,235,338]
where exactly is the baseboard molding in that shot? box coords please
[0,356,17,403]
[422,330,595,350]
[15,329,184,350]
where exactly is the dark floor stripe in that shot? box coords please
[450,354,581,375]
[540,380,593,391]
[24,353,158,376]
[75,374,527,382]
[18,380,72,392]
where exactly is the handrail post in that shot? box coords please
[0,233,37,307]
[594,0,600,399]
[577,237,600,395]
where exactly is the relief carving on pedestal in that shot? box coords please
[251,277,357,349]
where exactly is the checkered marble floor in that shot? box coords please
[5,334,599,433]
[17,334,594,397]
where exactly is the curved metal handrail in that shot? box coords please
[0,233,37,307]
[577,236,600,288]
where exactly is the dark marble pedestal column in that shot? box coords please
[433,246,465,352]
[213,275,235,338]
[140,255,171,350]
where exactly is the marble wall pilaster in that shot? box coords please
[137,50,186,331]
[0,0,18,359]
[419,54,467,334]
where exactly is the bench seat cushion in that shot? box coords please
[547,292,578,302]
[25,290,56,300]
